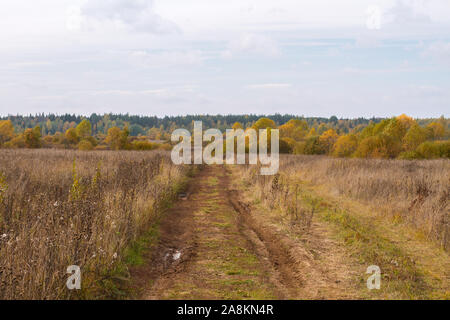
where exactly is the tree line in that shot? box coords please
[0,113,448,159]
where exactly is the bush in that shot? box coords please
[415,141,449,159]
[302,136,325,155]
[416,141,441,159]
[398,151,420,160]
[279,138,294,154]
[78,140,94,151]
[159,143,173,151]
[332,134,357,157]
[293,141,306,155]
[4,135,26,149]
[132,140,158,151]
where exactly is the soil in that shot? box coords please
[130,165,364,300]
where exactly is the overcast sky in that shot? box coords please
[0,0,449,118]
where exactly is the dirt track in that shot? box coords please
[134,165,363,300]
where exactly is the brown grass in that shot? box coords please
[0,149,189,299]
[240,155,449,250]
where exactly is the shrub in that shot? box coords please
[78,140,94,151]
[279,138,294,154]
[333,134,357,157]
[416,141,442,159]
[132,140,158,151]
[398,151,420,160]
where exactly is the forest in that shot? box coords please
[0,114,448,159]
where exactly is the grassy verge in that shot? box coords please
[81,166,198,299]
[296,186,431,299]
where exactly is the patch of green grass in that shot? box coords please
[123,225,160,266]
[214,222,232,229]
[208,176,219,186]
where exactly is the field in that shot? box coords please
[0,150,448,299]
[0,149,190,299]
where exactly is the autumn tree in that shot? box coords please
[396,114,415,130]
[0,120,15,146]
[318,129,338,154]
[65,128,79,145]
[24,126,42,148]
[279,119,308,141]
[77,140,93,151]
[354,136,387,158]
[232,122,243,130]
[106,126,130,150]
[76,119,92,139]
[403,123,428,152]
[426,122,445,140]
[301,136,324,155]
[332,134,358,157]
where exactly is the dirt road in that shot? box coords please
[132,165,364,300]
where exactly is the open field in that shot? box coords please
[234,155,449,299]
[0,149,190,299]
[0,150,448,299]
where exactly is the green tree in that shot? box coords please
[129,124,145,136]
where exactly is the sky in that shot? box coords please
[0,0,449,118]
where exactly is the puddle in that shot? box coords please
[173,250,182,261]
[178,192,188,200]
[164,249,182,262]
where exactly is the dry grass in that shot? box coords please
[240,155,449,250]
[0,149,189,299]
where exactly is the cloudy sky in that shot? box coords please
[0,0,449,118]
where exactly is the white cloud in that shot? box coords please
[423,42,450,65]
[247,83,292,89]
[222,33,280,59]
[366,5,382,30]
[129,50,203,68]
[383,0,431,27]
[67,0,179,34]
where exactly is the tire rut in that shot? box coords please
[227,188,304,299]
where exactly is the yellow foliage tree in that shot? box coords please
[77,140,93,151]
[65,128,79,145]
[403,123,428,152]
[0,120,15,146]
[76,119,92,140]
[232,122,243,130]
[396,114,415,129]
[24,126,42,148]
[106,126,130,150]
[426,122,445,140]
[332,134,358,157]
[252,118,276,131]
[319,129,338,154]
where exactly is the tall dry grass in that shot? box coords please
[240,155,449,249]
[0,149,189,299]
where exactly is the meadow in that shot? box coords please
[0,149,189,299]
[247,155,449,249]
[235,155,449,298]
[0,150,448,299]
